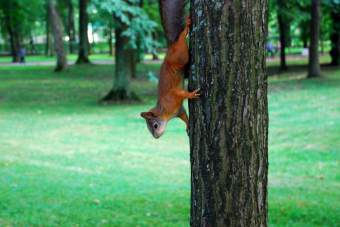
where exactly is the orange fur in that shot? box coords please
[141,16,200,138]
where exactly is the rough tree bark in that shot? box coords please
[307,0,321,78]
[76,0,90,64]
[189,1,268,226]
[277,0,288,71]
[100,28,138,102]
[48,0,68,71]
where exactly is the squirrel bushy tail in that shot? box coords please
[158,0,188,44]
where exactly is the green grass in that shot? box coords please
[0,61,339,226]
[0,53,166,64]
[266,55,332,67]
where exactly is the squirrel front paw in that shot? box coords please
[186,15,192,27]
[189,88,200,99]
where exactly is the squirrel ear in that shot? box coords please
[141,112,154,120]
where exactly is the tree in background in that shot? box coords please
[0,0,45,61]
[59,0,76,53]
[76,0,90,64]
[142,0,162,60]
[45,0,55,57]
[295,2,311,49]
[1,1,22,62]
[101,26,137,101]
[94,0,157,102]
[329,1,340,66]
[276,0,291,70]
[189,0,268,225]
[108,16,114,56]
[48,0,68,71]
[308,0,321,78]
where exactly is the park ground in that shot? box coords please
[0,55,339,226]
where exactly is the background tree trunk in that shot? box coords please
[87,12,92,56]
[130,50,137,79]
[48,0,68,71]
[109,16,114,56]
[45,21,55,57]
[329,3,340,66]
[299,20,310,49]
[277,0,288,71]
[45,2,55,57]
[7,19,20,63]
[189,0,269,226]
[308,0,321,78]
[152,32,159,60]
[76,0,90,64]
[68,2,76,53]
[330,33,340,66]
[100,28,138,102]
[3,1,21,63]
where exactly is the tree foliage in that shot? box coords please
[92,0,159,54]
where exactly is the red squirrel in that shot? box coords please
[141,0,200,139]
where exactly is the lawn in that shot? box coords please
[0,53,166,64]
[0,62,339,226]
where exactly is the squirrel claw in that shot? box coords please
[190,88,201,99]
[186,15,192,26]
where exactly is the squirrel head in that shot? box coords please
[140,111,167,139]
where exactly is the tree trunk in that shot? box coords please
[46,26,55,57]
[330,33,340,66]
[87,12,92,55]
[189,0,269,226]
[45,4,55,57]
[100,28,138,102]
[277,0,288,71]
[68,3,75,53]
[329,3,340,66]
[76,0,90,64]
[303,39,308,48]
[6,16,20,63]
[130,49,137,79]
[109,17,114,56]
[308,0,321,78]
[48,0,67,71]
[152,32,159,60]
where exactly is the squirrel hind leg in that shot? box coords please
[181,15,191,37]
[186,15,192,27]
[176,107,189,136]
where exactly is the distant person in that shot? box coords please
[19,47,26,65]
[266,42,274,58]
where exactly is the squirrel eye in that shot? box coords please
[153,123,159,129]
